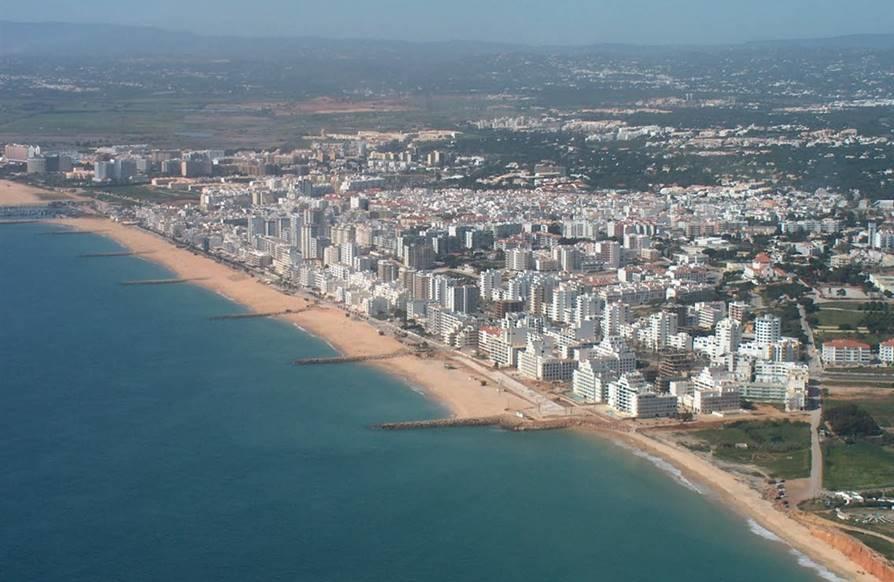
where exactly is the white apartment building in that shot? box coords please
[685,367,741,414]
[572,359,618,403]
[754,314,782,346]
[608,372,678,419]
[715,318,742,356]
[822,339,872,367]
[478,325,528,368]
[880,339,894,364]
[518,339,577,382]
[602,302,631,338]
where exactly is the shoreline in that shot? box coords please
[47,215,878,581]
[51,216,532,419]
[609,429,874,581]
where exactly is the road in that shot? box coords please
[798,303,824,378]
[806,408,824,500]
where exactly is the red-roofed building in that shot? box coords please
[822,339,872,367]
[879,339,894,364]
[745,252,775,281]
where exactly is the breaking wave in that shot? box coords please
[746,519,844,581]
[630,448,703,494]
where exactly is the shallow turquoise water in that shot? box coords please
[0,224,832,581]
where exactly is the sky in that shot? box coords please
[5,0,894,45]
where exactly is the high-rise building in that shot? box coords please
[556,246,582,273]
[505,248,533,271]
[716,318,742,355]
[403,242,435,270]
[602,302,630,338]
[446,284,480,314]
[649,311,679,351]
[3,143,39,163]
[377,260,400,283]
[26,157,47,175]
[657,349,691,392]
[299,224,320,256]
[728,301,748,323]
[478,270,502,301]
[755,314,782,346]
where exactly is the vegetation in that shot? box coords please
[824,441,894,490]
[769,301,807,342]
[849,532,894,562]
[813,301,894,346]
[824,403,883,438]
[693,420,811,479]
[762,282,810,302]
[827,397,894,430]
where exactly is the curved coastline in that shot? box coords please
[50,215,877,582]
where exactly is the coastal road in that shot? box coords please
[799,301,825,500]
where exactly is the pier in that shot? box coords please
[0,220,40,225]
[209,305,318,320]
[375,415,508,430]
[293,349,416,366]
[41,230,106,236]
[120,278,201,286]
[373,415,582,432]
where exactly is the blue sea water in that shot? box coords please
[0,224,834,581]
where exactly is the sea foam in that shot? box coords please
[629,448,703,494]
[746,519,844,581]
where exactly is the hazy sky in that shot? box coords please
[6,0,894,45]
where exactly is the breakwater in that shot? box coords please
[81,251,152,258]
[374,414,586,432]
[120,278,201,286]
[210,305,318,321]
[293,349,415,366]
[41,230,106,236]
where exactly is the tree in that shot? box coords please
[823,404,882,438]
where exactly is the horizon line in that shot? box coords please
[4,19,894,50]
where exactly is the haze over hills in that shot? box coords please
[2,20,894,59]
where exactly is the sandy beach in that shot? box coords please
[618,430,878,582]
[0,179,84,206]
[48,215,882,581]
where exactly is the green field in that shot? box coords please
[820,301,869,309]
[824,441,894,490]
[813,301,894,347]
[815,307,865,328]
[85,185,199,204]
[827,397,894,429]
[693,420,811,479]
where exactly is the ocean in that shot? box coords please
[0,223,836,581]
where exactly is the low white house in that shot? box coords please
[822,339,871,367]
